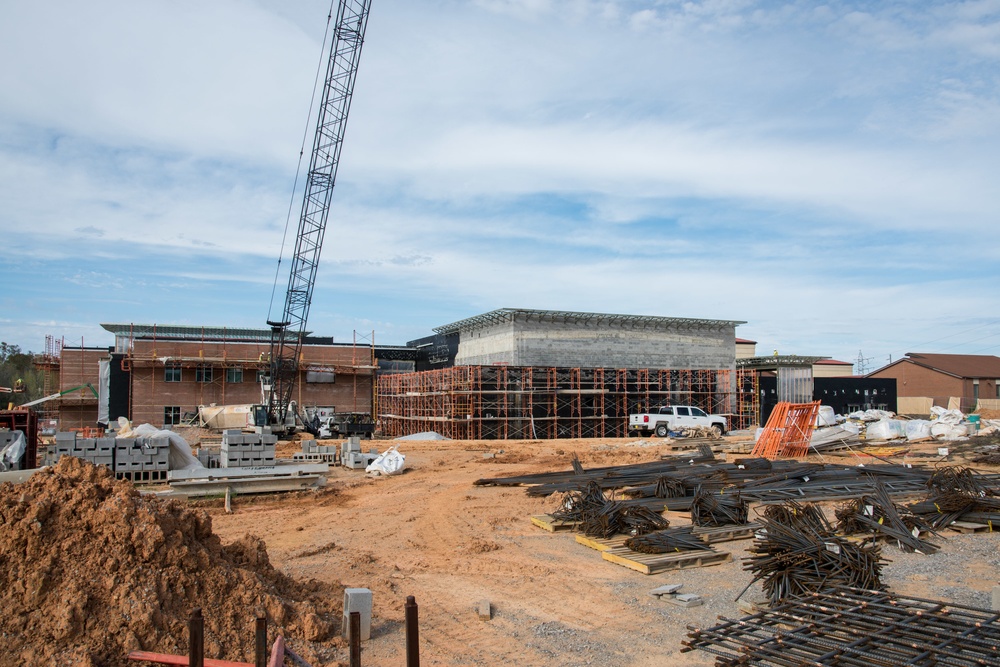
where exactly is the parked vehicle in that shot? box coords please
[628,405,727,437]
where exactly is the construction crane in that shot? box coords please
[263,0,373,433]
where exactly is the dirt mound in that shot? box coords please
[0,457,342,666]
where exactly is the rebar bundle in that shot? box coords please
[691,486,748,527]
[742,507,885,603]
[624,526,709,554]
[552,481,669,538]
[760,501,832,534]
[927,465,995,495]
[834,482,940,553]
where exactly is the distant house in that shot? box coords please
[812,359,855,378]
[867,353,1000,413]
[735,338,757,359]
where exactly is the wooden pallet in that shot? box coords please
[575,534,626,551]
[601,547,731,575]
[948,520,994,534]
[530,514,579,532]
[692,523,759,544]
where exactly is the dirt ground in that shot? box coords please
[202,436,1000,667]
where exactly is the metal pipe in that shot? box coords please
[255,614,267,667]
[405,595,419,667]
[349,611,361,667]
[189,608,204,667]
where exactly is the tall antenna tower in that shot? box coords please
[855,349,874,375]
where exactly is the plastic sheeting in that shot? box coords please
[904,420,933,441]
[848,409,896,422]
[0,431,26,471]
[865,419,907,441]
[815,406,838,427]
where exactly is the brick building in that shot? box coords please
[868,353,1000,413]
[104,324,377,427]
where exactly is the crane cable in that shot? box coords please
[268,0,339,323]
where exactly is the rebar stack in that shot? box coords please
[743,511,885,603]
[691,486,749,527]
[552,481,669,538]
[835,482,940,553]
[624,526,708,554]
[684,586,1000,667]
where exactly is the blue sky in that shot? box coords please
[2,0,999,372]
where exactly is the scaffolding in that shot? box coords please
[378,366,760,440]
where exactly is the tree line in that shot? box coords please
[0,342,45,406]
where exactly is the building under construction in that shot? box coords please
[380,309,758,439]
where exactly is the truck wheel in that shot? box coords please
[711,425,723,438]
[655,424,669,438]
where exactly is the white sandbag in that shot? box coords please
[930,421,968,440]
[865,419,906,441]
[904,420,932,441]
[930,407,964,424]
[366,444,406,476]
[816,406,837,427]
[848,409,895,422]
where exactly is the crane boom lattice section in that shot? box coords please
[268,0,373,426]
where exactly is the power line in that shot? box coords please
[888,318,1000,358]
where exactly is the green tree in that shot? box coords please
[0,342,44,406]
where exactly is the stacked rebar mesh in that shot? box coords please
[743,502,885,603]
[552,481,669,538]
[684,586,1000,667]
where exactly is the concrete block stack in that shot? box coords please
[196,448,221,469]
[341,436,379,470]
[293,439,338,464]
[46,432,115,469]
[221,430,277,468]
[114,436,170,482]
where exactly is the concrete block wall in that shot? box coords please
[453,315,737,370]
[221,430,276,467]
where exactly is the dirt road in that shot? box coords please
[207,437,1000,667]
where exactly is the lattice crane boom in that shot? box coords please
[266,0,373,430]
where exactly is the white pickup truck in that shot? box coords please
[628,405,727,438]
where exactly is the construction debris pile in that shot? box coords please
[0,457,339,666]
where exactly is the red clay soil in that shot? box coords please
[0,457,342,666]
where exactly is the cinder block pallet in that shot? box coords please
[115,470,168,484]
[601,547,731,575]
[293,452,338,463]
[530,514,580,532]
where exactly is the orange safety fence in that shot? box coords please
[751,401,822,459]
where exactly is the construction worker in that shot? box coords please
[14,378,23,392]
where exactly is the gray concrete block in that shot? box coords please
[343,588,372,641]
[992,585,1000,612]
